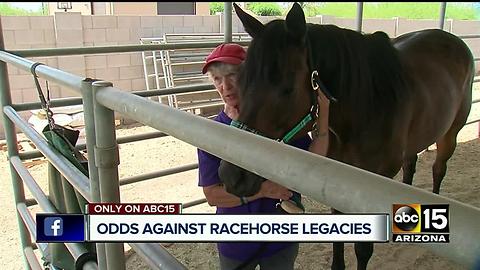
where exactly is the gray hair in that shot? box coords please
[207,62,241,79]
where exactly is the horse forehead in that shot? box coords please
[250,38,302,65]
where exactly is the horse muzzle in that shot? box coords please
[218,160,264,197]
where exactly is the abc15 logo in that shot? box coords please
[392,204,449,233]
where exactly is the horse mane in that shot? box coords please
[308,24,408,135]
[240,21,409,139]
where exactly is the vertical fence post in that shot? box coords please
[81,78,107,269]
[0,17,32,270]
[92,81,125,270]
[439,2,447,30]
[356,2,364,32]
[224,2,232,43]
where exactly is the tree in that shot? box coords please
[247,2,283,16]
[0,3,43,16]
[209,2,224,15]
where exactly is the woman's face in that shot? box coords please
[208,63,241,108]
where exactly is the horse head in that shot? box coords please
[218,3,319,197]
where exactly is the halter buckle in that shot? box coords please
[311,70,320,92]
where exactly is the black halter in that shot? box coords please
[305,33,337,103]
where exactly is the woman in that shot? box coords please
[197,43,330,270]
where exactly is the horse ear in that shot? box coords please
[233,3,264,38]
[285,2,307,41]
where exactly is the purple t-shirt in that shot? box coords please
[197,110,312,261]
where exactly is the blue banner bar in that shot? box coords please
[36,214,85,242]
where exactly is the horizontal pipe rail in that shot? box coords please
[64,246,98,270]
[120,163,198,186]
[8,41,251,58]
[143,33,249,38]
[23,246,42,270]
[465,119,479,125]
[94,84,480,268]
[4,35,476,59]
[182,198,208,209]
[19,130,168,160]
[116,130,167,144]
[4,106,92,201]
[132,83,214,97]
[12,96,83,112]
[19,148,83,161]
[16,204,37,239]
[11,156,57,213]
[16,203,48,254]
[0,51,83,95]
[128,243,187,270]
[11,83,215,112]
[458,34,480,39]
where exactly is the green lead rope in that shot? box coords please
[279,113,313,144]
[230,112,313,144]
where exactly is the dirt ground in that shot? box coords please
[0,88,479,269]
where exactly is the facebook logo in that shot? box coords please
[44,217,63,237]
[37,214,84,242]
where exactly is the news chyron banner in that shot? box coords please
[37,203,389,242]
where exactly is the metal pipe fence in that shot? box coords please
[0,46,214,269]
[0,47,203,269]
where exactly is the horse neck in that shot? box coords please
[308,25,407,142]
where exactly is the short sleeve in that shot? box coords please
[197,148,221,187]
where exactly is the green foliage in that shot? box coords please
[209,2,224,15]
[0,3,43,16]
[295,2,479,20]
[247,2,283,16]
[300,3,323,17]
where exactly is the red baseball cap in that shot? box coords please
[202,43,246,74]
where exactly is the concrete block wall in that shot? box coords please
[2,13,478,102]
[0,13,479,138]
[1,13,223,101]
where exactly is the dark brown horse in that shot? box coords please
[218,2,474,270]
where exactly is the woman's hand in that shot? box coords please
[317,91,330,123]
[310,90,330,156]
[314,90,330,137]
[258,180,293,201]
[225,105,240,120]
